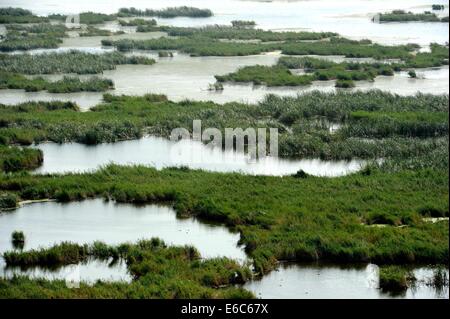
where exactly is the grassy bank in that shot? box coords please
[0,51,155,74]
[0,72,114,92]
[0,239,253,299]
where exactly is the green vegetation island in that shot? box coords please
[375,10,449,23]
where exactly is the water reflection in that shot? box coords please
[244,263,450,299]
[1,0,447,45]
[0,199,246,260]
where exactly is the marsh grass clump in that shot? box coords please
[231,20,256,28]
[292,169,309,179]
[379,266,415,292]
[158,51,174,58]
[207,82,224,91]
[117,7,213,18]
[48,12,116,25]
[79,26,124,37]
[335,79,355,88]
[0,7,49,24]
[0,23,70,51]
[428,266,449,288]
[0,161,448,271]
[0,51,155,74]
[0,146,43,172]
[0,32,62,52]
[1,239,255,299]
[104,30,429,59]
[376,10,442,22]
[0,72,114,93]
[408,70,417,78]
[0,193,19,210]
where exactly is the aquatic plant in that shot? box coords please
[432,4,445,10]
[427,266,449,288]
[0,163,447,272]
[11,231,25,243]
[155,25,336,42]
[231,20,256,28]
[48,12,116,24]
[0,91,447,161]
[408,70,417,78]
[207,82,224,91]
[1,239,254,299]
[335,79,355,88]
[118,18,157,27]
[0,146,43,172]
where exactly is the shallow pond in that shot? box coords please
[1,0,448,45]
[31,136,366,177]
[244,263,449,299]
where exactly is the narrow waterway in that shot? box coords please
[31,136,366,177]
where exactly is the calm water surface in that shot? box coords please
[0,0,448,45]
[31,136,366,176]
[1,52,447,109]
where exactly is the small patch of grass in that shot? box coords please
[379,266,415,292]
